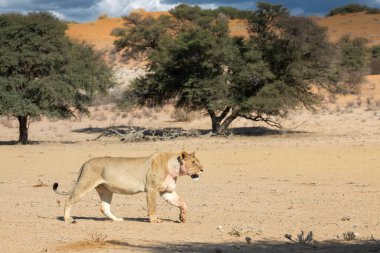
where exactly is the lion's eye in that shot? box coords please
[192,161,195,164]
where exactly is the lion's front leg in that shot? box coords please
[147,189,161,223]
[161,191,187,223]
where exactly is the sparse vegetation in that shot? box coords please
[342,231,357,241]
[0,117,14,128]
[335,35,370,93]
[90,232,108,243]
[170,108,196,122]
[98,13,109,20]
[327,4,380,16]
[285,231,315,246]
[370,45,380,74]
[226,226,263,238]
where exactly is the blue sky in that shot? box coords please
[1,0,380,22]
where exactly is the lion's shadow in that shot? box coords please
[56,216,180,223]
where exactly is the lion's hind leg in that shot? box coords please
[64,180,101,222]
[96,184,123,221]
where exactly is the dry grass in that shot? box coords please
[170,108,197,122]
[0,117,14,128]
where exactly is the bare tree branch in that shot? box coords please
[237,113,282,128]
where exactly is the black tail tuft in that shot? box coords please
[53,182,58,191]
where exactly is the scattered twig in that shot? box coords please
[94,126,207,142]
[32,179,48,187]
[90,232,108,243]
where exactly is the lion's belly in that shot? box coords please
[101,169,146,195]
[104,183,145,195]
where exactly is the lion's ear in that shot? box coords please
[190,152,195,156]
[180,151,188,160]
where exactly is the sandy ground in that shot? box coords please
[314,12,380,47]
[1,11,379,253]
[0,77,379,253]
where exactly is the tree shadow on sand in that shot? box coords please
[0,140,41,145]
[71,239,380,253]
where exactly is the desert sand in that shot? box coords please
[66,12,380,52]
[0,11,380,253]
[0,76,379,252]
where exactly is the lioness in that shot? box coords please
[53,151,203,223]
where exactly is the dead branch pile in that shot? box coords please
[94,126,211,142]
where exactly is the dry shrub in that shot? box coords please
[285,231,315,246]
[345,101,355,109]
[98,13,109,20]
[94,112,107,121]
[170,108,197,122]
[132,110,142,119]
[0,117,14,128]
[342,231,356,241]
[142,108,153,118]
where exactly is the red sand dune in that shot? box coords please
[66,10,380,50]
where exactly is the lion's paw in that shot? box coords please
[179,211,187,223]
[149,216,162,223]
[64,217,75,223]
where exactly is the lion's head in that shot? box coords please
[179,151,204,180]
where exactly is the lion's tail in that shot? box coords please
[52,182,73,195]
[53,163,86,196]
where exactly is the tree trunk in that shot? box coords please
[218,112,238,135]
[17,115,29,144]
[208,108,237,135]
[210,116,221,133]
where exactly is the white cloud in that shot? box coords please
[95,0,218,17]
[0,0,11,7]
[96,0,173,16]
[48,10,67,20]
[290,7,304,16]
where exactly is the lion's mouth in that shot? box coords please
[191,174,199,180]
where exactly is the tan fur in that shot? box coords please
[53,151,203,223]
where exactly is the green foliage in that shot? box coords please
[0,12,113,143]
[370,45,380,74]
[169,4,252,22]
[114,13,174,59]
[117,3,340,134]
[371,45,380,58]
[130,25,234,110]
[248,2,289,44]
[215,6,253,19]
[327,4,380,16]
[366,8,380,14]
[334,35,369,92]
[169,4,207,21]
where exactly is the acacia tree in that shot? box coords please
[0,12,113,144]
[115,4,338,134]
[335,35,369,92]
